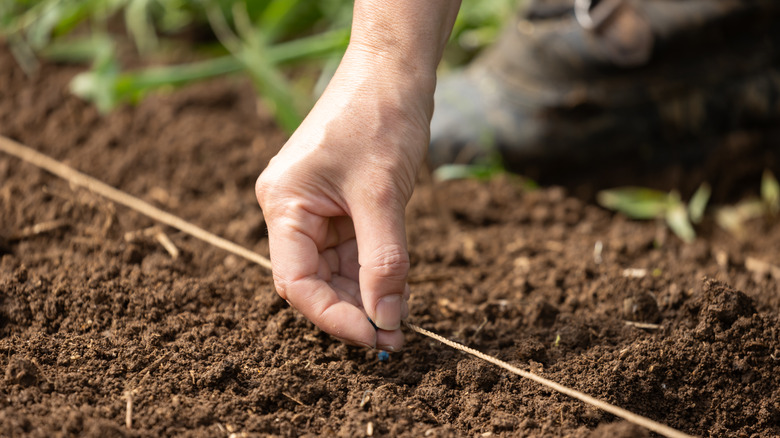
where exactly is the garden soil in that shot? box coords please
[1,45,779,437]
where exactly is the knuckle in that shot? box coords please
[367,244,410,280]
[255,171,274,205]
[272,273,291,301]
[254,174,265,199]
[255,178,302,218]
[255,156,285,206]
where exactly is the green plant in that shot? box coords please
[433,160,538,191]
[431,128,531,185]
[441,0,520,69]
[1,0,353,132]
[715,170,779,238]
[1,0,520,132]
[597,183,711,243]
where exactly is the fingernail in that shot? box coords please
[401,299,409,320]
[375,295,402,330]
[377,345,397,353]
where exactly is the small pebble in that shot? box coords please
[377,351,390,362]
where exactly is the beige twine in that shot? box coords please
[0,135,695,438]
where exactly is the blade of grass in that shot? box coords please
[666,202,696,243]
[112,55,240,103]
[434,164,499,181]
[761,170,779,215]
[596,187,671,219]
[44,10,347,113]
[6,33,39,74]
[40,33,115,62]
[114,27,348,101]
[688,182,711,224]
[69,35,120,112]
[268,27,348,64]
[241,47,306,132]
[1,0,60,36]
[257,0,300,42]
[205,0,305,132]
[55,0,136,38]
[715,199,765,238]
[23,0,65,49]
[125,0,158,54]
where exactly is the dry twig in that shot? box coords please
[125,226,180,258]
[154,231,180,259]
[9,220,68,240]
[282,392,306,406]
[124,390,133,429]
[624,320,662,330]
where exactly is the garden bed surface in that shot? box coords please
[1,46,779,437]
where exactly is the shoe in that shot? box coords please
[429,0,780,184]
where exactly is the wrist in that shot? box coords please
[324,46,437,124]
[342,43,438,95]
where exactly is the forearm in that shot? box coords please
[329,0,461,111]
[349,0,461,76]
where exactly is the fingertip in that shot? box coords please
[322,305,378,349]
[376,328,405,352]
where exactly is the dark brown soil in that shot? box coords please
[1,45,779,437]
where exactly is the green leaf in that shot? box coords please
[69,36,120,113]
[257,0,300,42]
[125,0,158,54]
[688,182,711,224]
[596,187,672,219]
[51,1,104,37]
[715,206,743,237]
[715,199,765,238]
[665,203,696,243]
[24,0,63,49]
[433,163,505,181]
[112,55,241,103]
[761,170,779,215]
[40,33,115,62]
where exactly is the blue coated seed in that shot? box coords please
[377,351,390,362]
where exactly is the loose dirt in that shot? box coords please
[1,45,779,437]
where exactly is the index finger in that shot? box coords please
[265,208,378,348]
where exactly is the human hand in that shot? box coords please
[255,52,435,351]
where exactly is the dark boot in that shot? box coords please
[429,0,780,192]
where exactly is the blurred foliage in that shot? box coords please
[443,0,519,69]
[0,0,520,132]
[597,184,711,243]
[715,170,779,239]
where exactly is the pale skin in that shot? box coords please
[255,0,462,351]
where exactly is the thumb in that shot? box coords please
[353,200,411,331]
